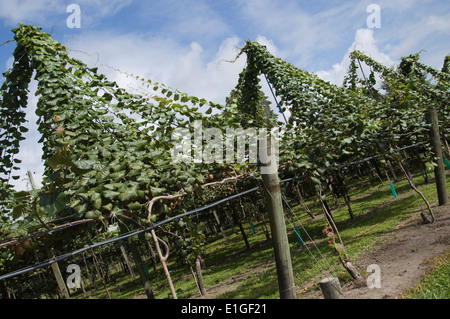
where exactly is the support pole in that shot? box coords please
[129,241,155,299]
[118,241,136,280]
[195,256,207,296]
[426,108,448,206]
[27,171,70,299]
[319,277,343,299]
[46,248,70,299]
[260,135,296,299]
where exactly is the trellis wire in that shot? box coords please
[0,186,261,281]
[262,182,344,297]
[0,142,426,282]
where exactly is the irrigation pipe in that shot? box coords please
[0,186,261,282]
[0,142,426,281]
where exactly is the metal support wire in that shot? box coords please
[356,58,376,100]
[264,73,288,124]
[262,182,344,297]
[0,186,262,282]
[0,142,427,282]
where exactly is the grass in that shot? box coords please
[401,250,450,299]
[72,171,450,299]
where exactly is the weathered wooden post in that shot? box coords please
[426,107,448,206]
[46,248,70,299]
[129,239,155,299]
[118,240,136,280]
[319,277,343,299]
[260,131,296,299]
[27,171,70,299]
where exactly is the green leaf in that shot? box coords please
[341,138,352,145]
[14,191,30,202]
[92,197,102,210]
[12,204,25,219]
[102,203,113,211]
[85,210,101,219]
[150,187,166,196]
[128,202,142,211]
[47,151,70,171]
[39,192,67,217]
[74,159,95,170]
[118,187,139,202]
[103,190,120,200]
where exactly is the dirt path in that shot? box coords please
[191,204,449,300]
[191,262,275,299]
[342,205,449,299]
[136,195,448,300]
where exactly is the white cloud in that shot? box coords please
[240,0,360,68]
[255,36,279,57]
[316,28,396,85]
[0,0,133,28]
[66,31,245,104]
[0,0,63,26]
[425,14,450,33]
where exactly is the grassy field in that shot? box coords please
[401,251,450,299]
[72,171,450,299]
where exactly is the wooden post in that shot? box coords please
[46,248,70,299]
[426,107,448,206]
[260,135,296,299]
[118,241,136,280]
[319,277,343,299]
[27,171,70,299]
[195,257,207,296]
[129,241,155,299]
[230,203,250,250]
[213,210,227,240]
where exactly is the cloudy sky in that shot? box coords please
[0,0,449,190]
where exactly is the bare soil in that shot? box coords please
[191,204,449,299]
[342,204,449,299]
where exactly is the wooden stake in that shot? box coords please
[27,171,70,299]
[46,248,70,299]
[426,107,448,206]
[129,241,155,299]
[260,136,296,299]
[319,277,343,299]
[118,241,135,280]
[195,257,207,296]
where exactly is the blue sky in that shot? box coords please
[0,0,449,190]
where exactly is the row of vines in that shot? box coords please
[0,24,448,298]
